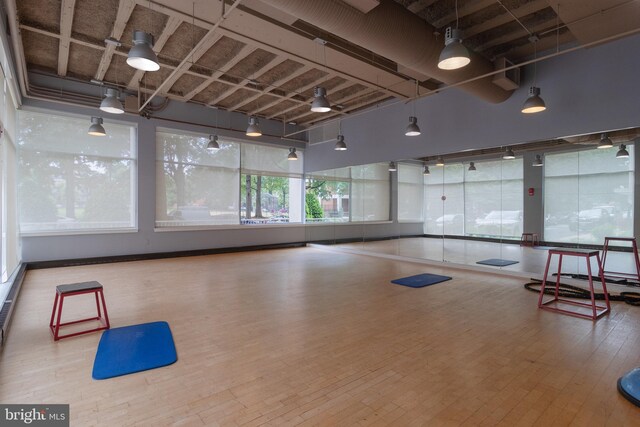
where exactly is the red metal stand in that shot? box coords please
[521,233,539,247]
[49,281,110,341]
[600,237,640,282]
[538,248,611,320]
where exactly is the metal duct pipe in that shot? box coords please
[260,0,512,103]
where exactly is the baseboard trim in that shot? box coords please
[26,242,307,270]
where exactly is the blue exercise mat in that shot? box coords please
[391,273,452,288]
[92,321,177,380]
[476,258,519,267]
[618,367,640,407]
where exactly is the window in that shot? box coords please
[464,159,523,238]
[397,163,424,222]
[156,130,303,227]
[240,143,303,225]
[17,110,137,234]
[351,163,390,222]
[156,131,240,227]
[544,147,634,244]
[424,164,464,235]
[305,162,390,223]
[305,168,350,223]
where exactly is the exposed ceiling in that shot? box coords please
[9,0,640,127]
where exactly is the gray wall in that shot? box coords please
[305,33,640,172]
[19,33,640,261]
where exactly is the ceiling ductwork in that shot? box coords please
[259,0,513,103]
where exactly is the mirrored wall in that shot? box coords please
[304,127,638,278]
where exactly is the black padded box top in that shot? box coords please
[56,281,102,294]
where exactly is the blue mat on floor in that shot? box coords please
[618,367,640,407]
[533,246,556,250]
[391,273,452,288]
[476,258,519,267]
[92,321,177,380]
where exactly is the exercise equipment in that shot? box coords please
[391,273,452,288]
[476,258,518,267]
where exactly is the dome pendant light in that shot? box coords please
[616,144,629,158]
[287,147,298,161]
[521,86,546,114]
[522,35,546,114]
[468,162,476,171]
[405,80,421,136]
[423,164,430,175]
[597,133,613,149]
[405,116,421,136]
[388,161,397,172]
[503,147,515,160]
[207,135,220,150]
[438,27,470,70]
[436,156,445,166]
[334,134,347,151]
[310,86,331,113]
[532,154,544,167]
[246,116,262,137]
[88,117,106,136]
[127,30,160,72]
[100,88,124,114]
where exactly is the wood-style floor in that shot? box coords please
[2,246,640,426]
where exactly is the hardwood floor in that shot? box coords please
[2,246,640,426]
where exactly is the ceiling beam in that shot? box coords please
[300,93,390,125]
[178,44,258,101]
[57,0,76,76]
[433,0,495,29]
[475,19,559,52]
[270,80,356,121]
[94,0,136,81]
[134,0,409,101]
[226,64,311,112]
[138,0,244,111]
[407,0,438,14]
[464,0,549,39]
[126,16,182,90]
[201,56,286,105]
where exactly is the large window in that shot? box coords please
[17,111,137,233]
[156,131,240,227]
[465,159,523,238]
[305,167,350,223]
[397,163,424,222]
[240,143,303,224]
[424,164,464,235]
[156,130,303,227]
[544,147,634,244]
[306,163,390,223]
[424,159,523,238]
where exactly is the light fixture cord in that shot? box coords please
[455,0,459,29]
[533,41,537,86]
[556,3,560,54]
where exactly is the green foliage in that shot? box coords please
[305,192,323,219]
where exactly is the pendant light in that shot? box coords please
[532,154,544,167]
[436,156,445,166]
[597,133,613,149]
[438,0,470,70]
[521,35,546,114]
[246,116,262,137]
[405,80,421,136]
[207,135,219,150]
[388,161,397,172]
[334,134,347,151]
[287,147,298,161]
[311,87,331,113]
[616,144,629,158]
[88,117,106,136]
[423,164,430,175]
[468,162,476,171]
[503,147,515,159]
[522,86,546,114]
[127,30,160,72]
[100,88,124,114]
